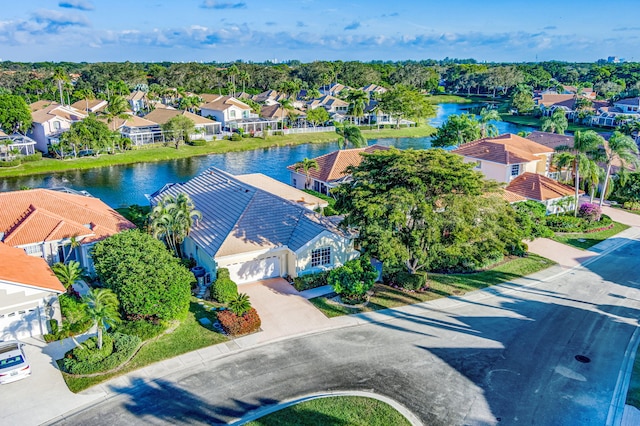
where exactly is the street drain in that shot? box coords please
[575,355,591,363]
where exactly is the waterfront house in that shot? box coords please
[452,134,555,183]
[199,95,254,127]
[505,172,580,214]
[150,168,359,284]
[144,109,221,140]
[591,97,640,127]
[102,114,163,146]
[28,101,87,153]
[287,145,390,195]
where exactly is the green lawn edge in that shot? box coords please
[310,254,556,318]
[499,114,608,134]
[245,396,411,426]
[0,126,435,179]
[61,301,228,393]
[551,222,630,250]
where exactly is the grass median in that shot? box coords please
[310,254,556,318]
[245,396,411,426]
[0,126,435,178]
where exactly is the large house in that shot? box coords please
[0,189,135,270]
[287,145,389,195]
[452,134,555,183]
[200,95,255,127]
[103,115,163,146]
[144,109,221,140]
[591,97,640,127]
[150,168,359,284]
[0,243,66,340]
[28,101,87,152]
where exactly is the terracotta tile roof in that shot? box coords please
[506,172,582,201]
[537,94,576,108]
[500,189,527,203]
[143,109,217,125]
[200,96,250,112]
[0,189,134,247]
[453,133,553,165]
[287,145,390,183]
[0,243,65,293]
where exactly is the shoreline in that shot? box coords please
[0,126,436,179]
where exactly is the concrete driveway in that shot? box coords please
[240,279,335,342]
[1,337,104,426]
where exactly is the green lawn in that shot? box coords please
[626,348,640,408]
[0,126,435,179]
[61,301,228,393]
[245,396,411,426]
[426,94,473,104]
[551,222,630,250]
[310,254,556,318]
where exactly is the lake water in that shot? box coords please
[0,103,535,207]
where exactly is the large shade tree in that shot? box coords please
[161,115,196,149]
[431,113,482,147]
[0,94,32,134]
[334,149,523,276]
[378,84,435,128]
[92,230,193,321]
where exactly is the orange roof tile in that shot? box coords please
[287,145,389,183]
[453,133,553,165]
[500,189,527,203]
[506,172,583,201]
[0,189,135,247]
[0,243,65,293]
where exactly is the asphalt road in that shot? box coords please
[53,238,640,425]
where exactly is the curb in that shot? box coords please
[607,326,640,426]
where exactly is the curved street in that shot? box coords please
[52,233,640,425]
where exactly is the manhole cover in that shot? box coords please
[575,355,591,363]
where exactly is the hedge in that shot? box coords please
[546,214,613,233]
[212,277,238,304]
[217,308,261,336]
[293,270,329,291]
[0,159,21,167]
[61,332,141,375]
[391,271,428,291]
[22,152,42,162]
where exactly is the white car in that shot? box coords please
[0,341,31,384]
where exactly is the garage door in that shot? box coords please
[0,307,44,340]
[224,256,281,284]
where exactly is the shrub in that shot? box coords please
[545,215,586,232]
[62,332,141,375]
[212,277,238,304]
[327,257,378,302]
[217,268,230,280]
[49,319,59,335]
[217,308,261,336]
[624,201,640,211]
[392,271,428,291]
[578,203,602,222]
[513,200,553,239]
[293,270,329,291]
[230,133,242,141]
[187,139,206,146]
[228,293,251,316]
[116,320,167,341]
[22,152,42,162]
[0,159,21,167]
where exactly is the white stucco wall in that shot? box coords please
[295,231,359,277]
[182,237,218,280]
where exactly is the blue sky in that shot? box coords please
[1,0,638,63]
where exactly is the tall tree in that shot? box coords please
[161,115,196,149]
[541,109,569,135]
[52,260,85,293]
[346,90,369,125]
[478,107,501,138]
[378,85,435,128]
[431,113,481,147]
[306,107,330,127]
[0,94,32,134]
[52,67,69,105]
[293,158,319,189]
[150,193,202,257]
[594,131,639,207]
[82,288,121,350]
[554,130,603,215]
[335,123,367,149]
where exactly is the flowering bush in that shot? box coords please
[578,203,602,222]
[217,308,261,336]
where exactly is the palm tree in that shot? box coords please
[228,293,252,316]
[52,68,69,106]
[62,235,82,263]
[279,99,294,130]
[346,90,369,125]
[226,65,239,97]
[595,131,639,207]
[293,158,319,189]
[554,130,602,216]
[335,123,367,149]
[51,260,85,293]
[82,288,121,350]
[75,88,95,113]
[104,95,130,126]
[583,160,603,204]
[150,193,202,257]
[541,109,569,135]
[478,107,501,138]
[238,70,251,94]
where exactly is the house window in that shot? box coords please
[230,110,236,119]
[23,244,43,257]
[511,164,520,177]
[311,247,331,267]
[52,121,61,130]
